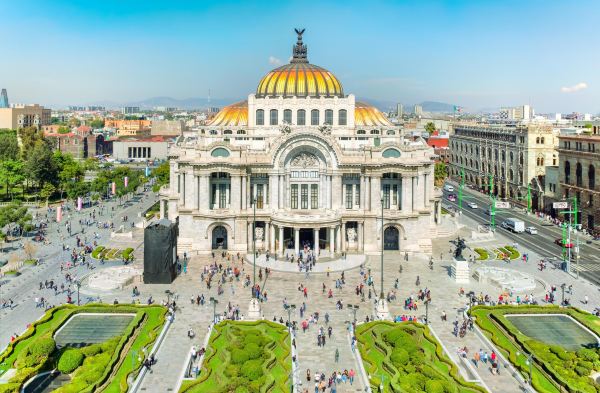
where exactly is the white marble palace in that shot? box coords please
[160,30,442,257]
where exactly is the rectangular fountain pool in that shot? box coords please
[54,313,135,348]
[505,314,599,351]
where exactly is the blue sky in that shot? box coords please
[1,0,598,113]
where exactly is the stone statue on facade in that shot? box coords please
[254,227,264,242]
[291,152,318,168]
[279,121,292,134]
[318,123,332,135]
[347,227,357,244]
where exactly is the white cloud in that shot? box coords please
[561,82,588,93]
[268,56,282,66]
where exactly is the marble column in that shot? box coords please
[371,176,381,209]
[294,228,300,255]
[314,228,320,256]
[329,227,335,258]
[412,176,417,211]
[269,223,275,253]
[241,175,247,210]
[332,175,342,209]
[159,199,165,219]
[279,175,284,209]
[231,175,241,210]
[358,222,364,252]
[247,222,253,252]
[365,176,371,211]
[269,175,276,209]
[416,174,425,210]
[279,226,284,256]
[185,171,194,208]
[192,175,199,210]
[360,175,365,210]
[402,176,411,213]
[341,222,346,252]
[265,223,270,251]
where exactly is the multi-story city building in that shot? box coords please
[121,106,140,115]
[414,105,423,116]
[557,133,600,231]
[159,31,441,256]
[449,123,558,209]
[0,89,8,108]
[500,105,534,121]
[396,103,403,118]
[112,135,171,162]
[151,120,187,136]
[44,125,101,159]
[0,104,51,129]
[104,119,151,137]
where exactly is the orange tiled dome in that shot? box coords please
[207,101,248,127]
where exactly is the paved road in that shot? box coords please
[0,190,158,348]
[442,181,600,285]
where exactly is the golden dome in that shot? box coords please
[256,63,343,98]
[355,102,393,127]
[256,29,343,98]
[208,101,248,127]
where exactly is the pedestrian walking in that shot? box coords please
[334,348,339,363]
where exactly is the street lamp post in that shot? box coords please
[209,297,218,324]
[560,283,566,306]
[286,304,296,327]
[247,196,261,320]
[347,304,359,323]
[75,280,81,306]
[517,351,534,384]
[425,299,429,325]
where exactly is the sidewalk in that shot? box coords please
[244,252,365,273]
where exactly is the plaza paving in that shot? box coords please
[2,199,600,393]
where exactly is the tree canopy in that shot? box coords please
[425,122,436,134]
[0,130,19,161]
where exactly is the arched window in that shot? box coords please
[283,109,292,124]
[223,130,232,135]
[576,162,583,187]
[565,161,571,184]
[469,159,473,168]
[269,109,278,125]
[589,165,596,189]
[494,149,499,160]
[386,130,395,135]
[382,148,401,158]
[236,130,246,134]
[536,137,540,144]
[211,148,230,158]
[509,169,514,181]
[297,109,306,126]
[519,152,524,165]
[541,137,545,144]
[536,155,544,166]
[509,151,514,164]
[324,109,333,125]
[501,151,506,162]
[256,109,264,126]
[209,130,218,135]
[357,130,366,135]
[311,109,319,125]
[338,109,347,125]
[370,130,379,135]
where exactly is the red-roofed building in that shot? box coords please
[427,136,450,163]
[45,127,102,159]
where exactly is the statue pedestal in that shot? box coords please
[376,298,390,320]
[451,259,470,284]
[247,298,262,320]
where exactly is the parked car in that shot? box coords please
[447,194,457,202]
[525,227,538,234]
[444,184,454,192]
[467,202,478,209]
[554,238,573,248]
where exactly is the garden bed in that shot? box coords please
[179,320,292,392]
[474,248,489,261]
[470,305,600,393]
[355,321,485,392]
[0,304,166,393]
[90,247,134,262]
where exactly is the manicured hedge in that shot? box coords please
[122,247,134,260]
[470,305,600,393]
[58,348,84,373]
[181,320,291,392]
[91,246,105,259]
[355,321,486,393]
[504,245,520,260]
[474,248,489,261]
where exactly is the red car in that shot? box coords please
[447,194,457,202]
[554,238,573,248]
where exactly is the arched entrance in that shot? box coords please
[384,226,400,250]
[212,226,228,249]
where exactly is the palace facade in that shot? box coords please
[159,31,441,256]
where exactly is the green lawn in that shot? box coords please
[355,321,486,393]
[180,320,292,393]
[0,304,165,393]
[470,305,600,393]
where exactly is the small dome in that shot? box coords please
[256,29,343,98]
[355,102,393,127]
[208,101,248,127]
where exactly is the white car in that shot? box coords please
[467,202,478,209]
[525,227,538,234]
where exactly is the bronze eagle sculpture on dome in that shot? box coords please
[295,28,305,39]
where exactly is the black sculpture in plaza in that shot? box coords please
[450,236,467,260]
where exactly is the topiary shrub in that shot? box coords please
[241,359,263,380]
[425,380,445,393]
[31,337,56,357]
[80,343,102,357]
[577,348,599,363]
[231,348,249,364]
[244,342,262,360]
[58,348,84,374]
[390,348,409,365]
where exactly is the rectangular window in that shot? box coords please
[219,184,227,208]
[339,110,347,126]
[311,110,319,125]
[297,110,305,125]
[355,185,360,207]
[148,147,151,158]
[392,184,398,206]
[311,184,318,209]
[346,184,353,209]
[256,110,264,125]
[284,109,292,124]
[301,184,308,209]
[325,109,333,125]
[270,109,278,125]
[291,184,298,209]
[383,184,391,209]
[256,184,264,209]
